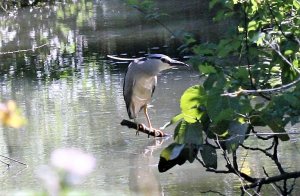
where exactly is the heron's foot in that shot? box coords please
[136,123,147,136]
[149,127,165,138]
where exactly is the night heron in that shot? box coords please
[108,54,189,136]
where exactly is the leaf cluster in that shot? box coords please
[159,0,300,173]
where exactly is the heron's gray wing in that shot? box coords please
[123,65,135,119]
[123,58,157,119]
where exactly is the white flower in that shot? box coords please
[51,148,96,177]
[36,165,60,196]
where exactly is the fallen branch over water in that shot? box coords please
[120,119,168,137]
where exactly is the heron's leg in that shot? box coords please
[144,106,152,130]
[144,106,164,137]
[133,118,140,135]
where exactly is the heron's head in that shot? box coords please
[144,54,189,73]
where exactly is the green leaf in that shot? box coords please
[184,144,200,163]
[159,143,199,172]
[283,94,300,109]
[209,0,219,9]
[180,85,207,123]
[210,120,230,136]
[250,32,265,46]
[250,111,267,126]
[174,121,203,145]
[207,91,233,123]
[261,113,290,141]
[248,20,258,32]
[203,74,219,91]
[170,113,184,124]
[161,113,184,129]
[200,144,217,169]
[159,143,189,172]
[199,64,217,74]
[217,39,233,57]
[160,143,185,161]
[293,59,299,67]
[284,50,293,56]
[215,108,235,122]
[233,67,249,82]
[225,121,248,153]
[206,87,251,124]
[294,0,300,9]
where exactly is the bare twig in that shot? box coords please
[0,155,27,166]
[0,3,7,13]
[130,5,177,38]
[0,43,48,55]
[0,159,9,167]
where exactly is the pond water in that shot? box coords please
[0,0,300,195]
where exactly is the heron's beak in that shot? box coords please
[170,59,190,67]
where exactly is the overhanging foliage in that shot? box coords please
[157,0,300,194]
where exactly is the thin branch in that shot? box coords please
[243,4,255,89]
[0,159,9,167]
[244,171,300,190]
[0,3,8,13]
[221,75,300,97]
[287,178,297,194]
[196,157,231,173]
[252,128,275,140]
[211,132,296,143]
[264,40,300,74]
[272,137,285,174]
[0,43,48,55]
[131,5,177,38]
[241,137,285,174]
[232,151,239,171]
[240,143,273,157]
[0,155,27,166]
[263,167,282,195]
[215,136,257,184]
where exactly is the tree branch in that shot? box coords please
[120,119,168,137]
[266,0,300,46]
[244,171,300,190]
[221,75,300,97]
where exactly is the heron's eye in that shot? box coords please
[160,58,170,64]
